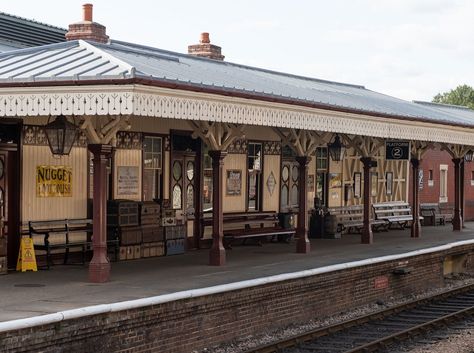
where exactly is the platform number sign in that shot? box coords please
[385,141,410,160]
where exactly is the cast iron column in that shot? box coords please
[460,160,465,228]
[360,157,373,244]
[209,150,227,265]
[88,144,112,283]
[296,156,310,253]
[453,158,463,231]
[410,158,421,238]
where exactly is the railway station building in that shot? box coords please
[0,4,474,284]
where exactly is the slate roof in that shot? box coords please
[0,12,66,51]
[414,101,474,121]
[0,39,472,128]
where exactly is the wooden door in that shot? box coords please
[171,153,197,247]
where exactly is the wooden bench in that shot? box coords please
[29,219,119,269]
[201,211,296,248]
[327,205,388,234]
[420,203,454,225]
[372,201,422,229]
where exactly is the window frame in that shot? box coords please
[247,141,263,212]
[142,134,164,202]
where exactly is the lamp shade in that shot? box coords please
[327,134,345,162]
[465,150,474,163]
[44,115,78,156]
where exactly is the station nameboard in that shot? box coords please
[36,165,72,197]
[385,141,410,160]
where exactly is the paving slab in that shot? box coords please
[0,224,473,322]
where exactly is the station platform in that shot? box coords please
[1,223,474,323]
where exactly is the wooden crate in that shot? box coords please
[142,225,164,243]
[133,245,141,259]
[107,200,139,227]
[126,246,135,260]
[141,244,151,258]
[139,201,160,226]
[0,256,6,274]
[119,247,128,261]
[116,226,142,245]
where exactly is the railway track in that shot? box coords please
[246,283,474,353]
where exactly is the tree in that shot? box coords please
[433,84,474,109]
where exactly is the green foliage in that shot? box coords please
[433,84,474,109]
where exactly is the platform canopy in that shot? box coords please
[0,39,472,145]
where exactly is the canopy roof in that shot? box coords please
[0,39,472,130]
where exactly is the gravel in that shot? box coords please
[395,327,474,353]
[197,274,474,353]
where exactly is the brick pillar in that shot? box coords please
[361,157,374,244]
[410,158,421,238]
[88,144,112,283]
[453,158,463,231]
[209,150,227,265]
[295,156,310,254]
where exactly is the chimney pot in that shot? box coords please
[83,3,93,22]
[188,32,225,61]
[200,32,210,44]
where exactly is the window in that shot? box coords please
[143,136,162,201]
[471,171,474,186]
[439,165,448,203]
[315,147,328,205]
[428,169,434,187]
[247,142,262,211]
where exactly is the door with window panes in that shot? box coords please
[280,146,299,212]
[247,142,262,211]
[143,136,163,201]
[315,147,328,206]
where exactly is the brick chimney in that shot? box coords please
[65,4,109,43]
[188,33,224,61]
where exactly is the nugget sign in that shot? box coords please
[36,166,72,197]
[385,141,410,160]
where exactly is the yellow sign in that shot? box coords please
[36,165,72,197]
[16,237,37,272]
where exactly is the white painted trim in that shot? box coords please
[0,84,472,145]
[1,239,474,333]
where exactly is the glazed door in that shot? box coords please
[0,150,20,268]
[171,153,197,247]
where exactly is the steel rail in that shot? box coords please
[245,283,474,353]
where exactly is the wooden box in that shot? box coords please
[0,256,6,274]
[119,247,128,261]
[139,202,160,226]
[126,246,135,260]
[117,226,142,245]
[142,225,164,243]
[133,245,141,259]
[0,238,6,257]
[107,200,139,227]
[141,244,151,258]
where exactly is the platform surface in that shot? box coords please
[1,224,474,322]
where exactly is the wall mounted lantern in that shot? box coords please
[44,115,78,156]
[327,134,346,162]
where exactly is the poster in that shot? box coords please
[117,166,140,196]
[307,174,315,192]
[226,170,242,196]
[329,173,342,189]
[36,165,72,197]
[371,172,378,197]
[353,172,361,198]
[386,172,393,196]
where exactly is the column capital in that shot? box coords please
[208,150,228,160]
[360,156,376,168]
[295,155,311,166]
[88,144,113,156]
[410,158,420,168]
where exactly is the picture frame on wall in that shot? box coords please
[353,172,361,198]
[226,170,242,196]
[386,172,393,196]
[308,174,315,192]
[371,172,378,197]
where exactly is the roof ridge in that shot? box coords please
[0,12,66,32]
[79,40,136,78]
[110,39,366,90]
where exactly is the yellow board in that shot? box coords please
[36,165,73,197]
[16,237,38,272]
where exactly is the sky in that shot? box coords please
[2,0,473,102]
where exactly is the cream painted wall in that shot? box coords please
[263,155,280,212]
[113,149,142,201]
[22,145,87,222]
[222,154,247,212]
[328,159,343,207]
[130,116,193,134]
[307,157,316,209]
[244,126,280,141]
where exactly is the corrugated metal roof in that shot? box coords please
[0,39,471,128]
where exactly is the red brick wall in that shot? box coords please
[408,148,474,221]
[2,244,474,353]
